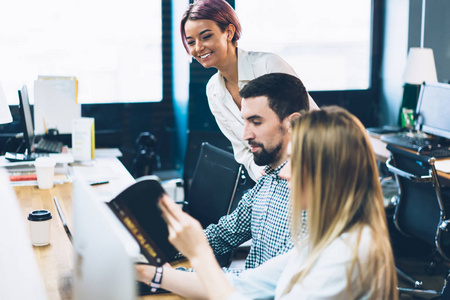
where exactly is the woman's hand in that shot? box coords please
[159,195,213,261]
[159,195,235,300]
[135,263,173,285]
[135,264,156,285]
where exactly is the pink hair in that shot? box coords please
[180,0,242,53]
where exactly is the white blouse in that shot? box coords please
[226,227,376,300]
[206,48,318,182]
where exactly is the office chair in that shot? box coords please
[182,142,246,267]
[184,142,242,228]
[183,130,234,200]
[386,144,450,298]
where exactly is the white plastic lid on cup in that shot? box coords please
[34,157,56,189]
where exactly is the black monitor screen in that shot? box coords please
[415,82,450,140]
[18,85,35,154]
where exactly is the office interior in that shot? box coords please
[1,0,450,298]
[0,1,449,175]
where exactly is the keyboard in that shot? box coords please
[381,133,450,158]
[381,133,433,151]
[35,138,64,153]
[420,147,450,159]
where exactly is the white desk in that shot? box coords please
[70,157,135,201]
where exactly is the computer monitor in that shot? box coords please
[415,82,450,140]
[72,176,140,300]
[18,85,35,155]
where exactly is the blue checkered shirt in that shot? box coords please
[204,162,293,270]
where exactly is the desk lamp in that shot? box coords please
[0,82,13,124]
[399,0,437,127]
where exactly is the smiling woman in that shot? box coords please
[184,19,235,71]
[180,0,318,182]
[0,0,162,104]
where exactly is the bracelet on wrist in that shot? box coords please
[149,266,163,293]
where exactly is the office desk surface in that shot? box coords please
[15,183,74,300]
[13,158,186,300]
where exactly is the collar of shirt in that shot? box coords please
[237,48,256,83]
[263,161,288,179]
[214,48,254,95]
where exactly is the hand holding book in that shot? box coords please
[131,178,235,298]
[156,182,235,299]
[107,176,179,266]
[158,195,212,261]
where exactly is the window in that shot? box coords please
[235,0,372,91]
[0,0,162,104]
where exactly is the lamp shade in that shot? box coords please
[403,47,438,85]
[0,82,13,124]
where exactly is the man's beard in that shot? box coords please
[251,141,283,166]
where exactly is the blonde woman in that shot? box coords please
[137,106,397,299]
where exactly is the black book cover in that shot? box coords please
[107,175,179,266]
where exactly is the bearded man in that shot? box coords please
[204,73,310,271]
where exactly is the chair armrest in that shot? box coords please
[386,157,432,183]
[174,201,188,205]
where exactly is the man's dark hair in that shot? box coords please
[239,73,309,121]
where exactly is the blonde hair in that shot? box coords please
[284,106,397,299]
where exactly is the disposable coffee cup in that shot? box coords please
[34,157,56,189]
[28,210,52,246]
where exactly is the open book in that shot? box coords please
[107,175,179,266]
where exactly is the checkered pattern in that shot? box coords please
[204,162,295,270]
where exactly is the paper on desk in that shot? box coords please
[435,160,450,173]
[95,148,122,158]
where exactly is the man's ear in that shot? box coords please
[284,112,301,130]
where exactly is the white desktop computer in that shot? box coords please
[0,168,47,299]
[72,176,141,300]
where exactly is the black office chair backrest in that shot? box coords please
[386,144,450,260]
[183,130,233,200]
[185,142,242,229]
[228,166,255,214]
